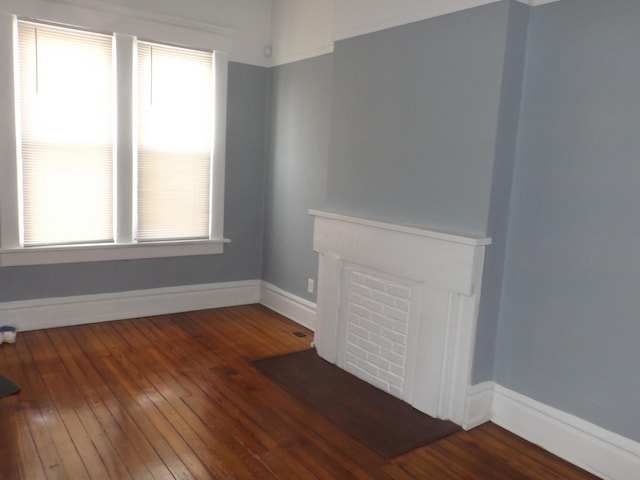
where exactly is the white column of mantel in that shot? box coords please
[313,251,343,362]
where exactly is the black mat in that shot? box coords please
[253,349,460,458]
[0,374,20,398]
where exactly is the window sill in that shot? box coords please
[0,238,230,267]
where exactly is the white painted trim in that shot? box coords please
[463,381,494,429]
[333,0,562,44]
[441,292,484,423]
[492,384,640,480]
[0,239,230,266]
[311,210,489,425]
[46,0,236,40]
[0,280,260,332]
[333,0,502,42]
[309,209,490,247]
[211,50,228,240]
[259,281,316,331]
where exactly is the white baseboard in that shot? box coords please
[259,281,316,331]
[0,280,261,332]
[463,381,494,429]
[492,384,640,480]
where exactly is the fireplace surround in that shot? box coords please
[311,210,490,426]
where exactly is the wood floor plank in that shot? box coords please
[100,322,213,478]
[0,304,599,480]
[26,330,112,480]
[78,323,196,480]
[150,311,390,478]
[133,316,290,454]
[95,320,269,479]
[0,375,48,480]
[170,312,390,477]
[428,431,530,480]
[44,328,136,480]
[58,327,160,479]
[13,333,72,479]
[1,342,44,480]
[476,422,600,479]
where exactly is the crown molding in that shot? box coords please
[333,0,562,44]
[45,0,236,38]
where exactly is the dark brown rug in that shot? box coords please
[253,349,460,458]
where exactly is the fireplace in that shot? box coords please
[311,210,490,426]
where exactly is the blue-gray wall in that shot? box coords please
[262,54,332,301]
[262,2,522,382]
[326,2,511,236]
[496,0,640,442]
[322,2,518,385]
[262,3,517,315]
[0,61,268,302]
[474,1,529,383]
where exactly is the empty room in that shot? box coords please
[1,0,638,478]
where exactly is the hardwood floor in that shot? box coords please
[0,304,598,479]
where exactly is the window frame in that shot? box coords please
[0,15,229,267]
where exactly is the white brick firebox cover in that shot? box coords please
[310,210,490,426]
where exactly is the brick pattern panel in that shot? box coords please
[344,269,412,398]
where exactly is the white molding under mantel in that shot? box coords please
[309,209,490,247]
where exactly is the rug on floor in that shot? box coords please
[253,348,460,458]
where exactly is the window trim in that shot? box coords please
[0,15,230,267]
[0,239,230,267]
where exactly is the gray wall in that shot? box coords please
[326,2,511,236]
[262,54,332,301]
[0,61,268,302]
[473,1,529,383]
[496,0,640,442]
[262,2,522,384]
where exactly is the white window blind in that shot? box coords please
[136,41,214,242]
[17,21,114,246]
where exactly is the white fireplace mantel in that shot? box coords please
[310,209,490,426]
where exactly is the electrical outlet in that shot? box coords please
[307,278,315,294]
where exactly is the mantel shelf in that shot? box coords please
[309,209,491,247]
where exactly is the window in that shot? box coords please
[0,17,228,266]
[136,41,213,242]
[17,22,114,247]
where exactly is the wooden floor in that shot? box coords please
[0,304,598,479]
